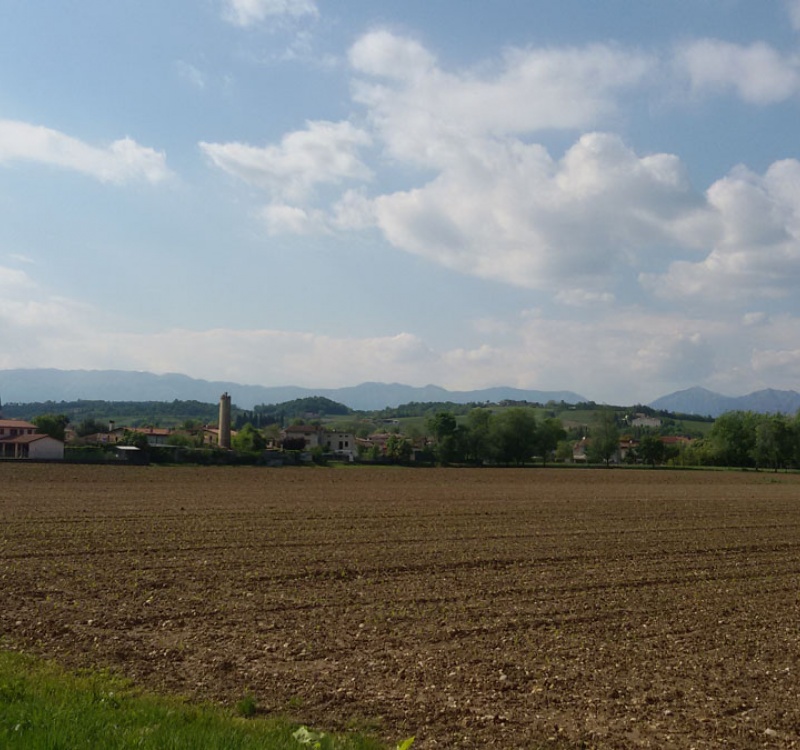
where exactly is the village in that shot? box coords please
[1,391,706,467]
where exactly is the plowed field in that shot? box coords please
[1,464,799,748]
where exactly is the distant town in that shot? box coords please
[2,390,799,471]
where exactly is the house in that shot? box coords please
[618,438,639,462]
[629,414,662,429]
[280,424,325,449]
[134,427,172,447]
[108,426,175,447]
[571,437,589,463]
[0,431,64,460]
[323,431,356,459]
[0,418,37,440]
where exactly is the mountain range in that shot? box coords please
[0,369,586,412]
[649,386,800,418]
[1,369,798,417]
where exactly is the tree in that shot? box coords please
[489,408,538,465]
[427,411,460,464]
[232,423,266,454]
[752,415,792,471]
[638,435,666,468]
[385,434,413,463]
[74,417,108,437]
[588,409,620,466]
[465,408,494,464]
[120,429,149,451]
[708,411,758,467]
[537,417,566,466]
[32,413,70,442]
[555,439,574,463]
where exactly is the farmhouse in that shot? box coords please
[0,420,64,460]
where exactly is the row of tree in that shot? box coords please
[680,410,800,470]
[421,407,800,470]
[423,408,567,465]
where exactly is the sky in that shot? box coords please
[2,0,800,404]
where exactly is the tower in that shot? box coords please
[218,392,232,450]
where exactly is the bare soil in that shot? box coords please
[1,464,799,748]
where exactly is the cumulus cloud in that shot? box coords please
[643,159,800,302]
[200,120,372,203]
[350,31,655,166]
[675,39,800,104]
[221,0,318,27]
[0,119,171,184]
[372,132,711,293]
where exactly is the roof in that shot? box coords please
[0,433,61,445]
[282,424,322,434]
[0,419,37,429]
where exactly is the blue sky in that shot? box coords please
[2,0,800,404]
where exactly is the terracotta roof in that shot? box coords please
[0,433,58,444]
[0,419,36,429]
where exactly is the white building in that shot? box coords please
[324,431,356,460]
[0,432,65,460]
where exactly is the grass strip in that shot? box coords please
[0,650,387,750]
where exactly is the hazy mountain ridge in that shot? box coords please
[649,386,800,418]
[3,369,798,416]
[0,369,586,411]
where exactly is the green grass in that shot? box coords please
[0,650,387,750]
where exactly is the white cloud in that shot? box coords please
[350,31,655,167]
[675,39,800,104]
[6,262,800,401]
[259,203,328,235]
[200,120,372,203]
[221,0,318,27]
[348,30,436,81]
[372,132,711,293]
[643,159,800,302]
[0,119,171,184]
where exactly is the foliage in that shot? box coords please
[32,413,70,442]
[120,429,149,451]
[236,694,258,718]
[232,423,267,454]
[245,397,351,429]
[587,409,620,466]
[489,408,538,465]
[464,408,493,464]
[537,417,566,466]
[426,411,462,464]
[638,435,666,467]
[373,401,474,419]
[385,434,413,463]
[707,411,759,468]
[74,417,110,437]
[4,399,223,427]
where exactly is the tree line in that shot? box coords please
[13,397,800,471]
